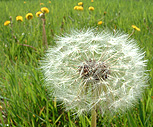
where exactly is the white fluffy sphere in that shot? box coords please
[41,29,148,115]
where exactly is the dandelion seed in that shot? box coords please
[89,6,94,11]
[16,16,23,22]
[36,11,42,17]
[98,21,103,25]
[26,13,33,20]
[41,7,49,14]
[4,21,10,26]
[132,25,140,31]
[41,29,148,117]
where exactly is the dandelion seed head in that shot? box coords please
[41,28,148,116]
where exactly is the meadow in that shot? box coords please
[0,0,153,126]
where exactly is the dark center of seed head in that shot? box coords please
[78,59,110,81]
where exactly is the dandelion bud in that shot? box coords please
[104,11,107,16]
[144,18,146,23]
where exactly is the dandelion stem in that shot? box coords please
[16,42,37,51]
[128,29,135,39]
[68,16,75,22]
[42,14,48,49]
[91,85,97,127]
[91,105,97,127]
[30,20,33,33]
[9,16,14,39]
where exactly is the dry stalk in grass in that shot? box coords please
[42,17,48,49]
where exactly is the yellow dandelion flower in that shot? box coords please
[33,114,35,117]
[48,1,51,3]
[132,25,140,31]
[24,1,26,4]
[77,6,83,11]
[91,0,94,2]
[78,2,83,6]
[36,11,42,17]
[89,6,94,11]
[0,105,2,109]
[4,21,10,26]
[40,3,44,5]
[74,6,78,10]
[16,16,23,22]
[41,7,49,14]
[98,21,103,25]
[26,13,33,20]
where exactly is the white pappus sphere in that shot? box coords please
[41,28,148,115]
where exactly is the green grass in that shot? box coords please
[0,0,153,126]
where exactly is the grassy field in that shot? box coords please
[0,0,153,126]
